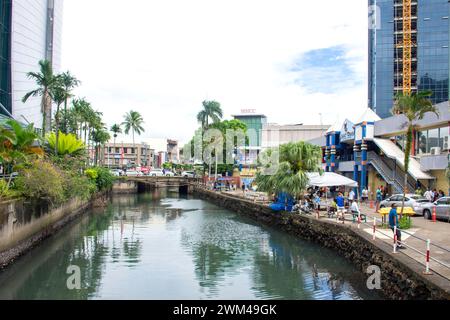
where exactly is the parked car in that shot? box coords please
[110,169,123,177]
[181,171,195,178]
[125,170,143,177]
[379,194,431,216]
[149,169,174,177]
[423,197,450,221]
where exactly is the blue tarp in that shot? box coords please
[269,192,294,212]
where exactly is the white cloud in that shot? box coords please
[61,0,368,144]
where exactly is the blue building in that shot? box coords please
[369,0,449,119]
[312,103,449,198]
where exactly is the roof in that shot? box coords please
[232,114,267,118]
[373,138,434,180]
[355,107,381,124]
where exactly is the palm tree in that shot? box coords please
[110,124,122,162]
[91,128,111,166]
[50,77,67,155]
[255,141,323,198]
[59,71,80,133]
[22,60,58,135]
[197,100,223,130]
[122,111,145,149]
[392,91,439,214]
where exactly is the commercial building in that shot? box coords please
[232,111,267,165]
[369,0,449,118]
[0,0,63,127]
[262,124,330,149]
[102,142,155,169]
[310,102,449,196]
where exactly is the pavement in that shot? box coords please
[221,189,450,281]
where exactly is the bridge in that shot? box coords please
[115,176,201,194]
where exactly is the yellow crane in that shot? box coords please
[403,0,412,95]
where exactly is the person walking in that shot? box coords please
[376,186,383,211]
[389,204,405,249]
[362,188,369,203]
[336,192,345,223]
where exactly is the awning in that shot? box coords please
[307,172,358,188]
[373,138,434,180]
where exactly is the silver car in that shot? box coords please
[379,194,432,216]
[423,197,450,221]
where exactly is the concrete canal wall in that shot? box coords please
[0,192,109,269]
[194,186,450,300]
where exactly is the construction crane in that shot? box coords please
[402,0,412,95]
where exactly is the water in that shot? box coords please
[0,191,381,300]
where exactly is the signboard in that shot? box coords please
[240,109,256,114]
[340,119,355,142]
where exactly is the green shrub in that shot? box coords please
[93,167,115,191]
[399,216,412,230]
[64,173,97,200]
[85,167,115,191]
[85,169,98,180]
[15,159,65,205]
[0,179,19,200]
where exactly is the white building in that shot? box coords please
[262,123,330,149]
[0,0,64,128]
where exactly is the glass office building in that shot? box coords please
[0,0,12,115]
[369,0,449,119]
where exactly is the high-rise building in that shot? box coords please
[0,0,64,128]
[369,0,449,118]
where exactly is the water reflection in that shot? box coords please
[0,192,381,300]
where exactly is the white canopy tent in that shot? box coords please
[307,172,358,188]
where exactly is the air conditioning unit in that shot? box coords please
[430,147,442,155]
[444,135,449,151]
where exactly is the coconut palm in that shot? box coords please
[122,111,145,148]
[110,124,122,159]
[50,77,68,155]
[59,71,80,133]
[22,60,58,135]
[255,141,323,198]
[197,100,223,130]
[392,90,439,214]
[91,128,111,165]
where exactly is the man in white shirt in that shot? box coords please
[349,189,356,201]
[424,189,433,202]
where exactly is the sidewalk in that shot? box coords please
[221,188,450,281]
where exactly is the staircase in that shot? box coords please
[368,151,415,194]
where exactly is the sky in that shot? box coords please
[61,0,369,145]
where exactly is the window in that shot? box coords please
[123,148,128,154]
[115,148,120,154]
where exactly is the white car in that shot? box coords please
[181,171,195,178]
[110,169,123,177]
[125,170,143,177]
[149,169,174,177]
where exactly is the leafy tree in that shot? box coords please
[255,142,323,197]
[392,91,439,213]
[46,132,85,157]
[197,100,223,130]
[22,60,58,135]
[122,110,145,149]
[91,129,110,166]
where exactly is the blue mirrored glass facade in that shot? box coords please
[0,0,12,115]
[369,0,449,119]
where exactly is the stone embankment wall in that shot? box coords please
[194,187,450,300]
[0,192,109,269]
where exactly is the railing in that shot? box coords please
[359,216,450,277]
[368,152,415,193]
